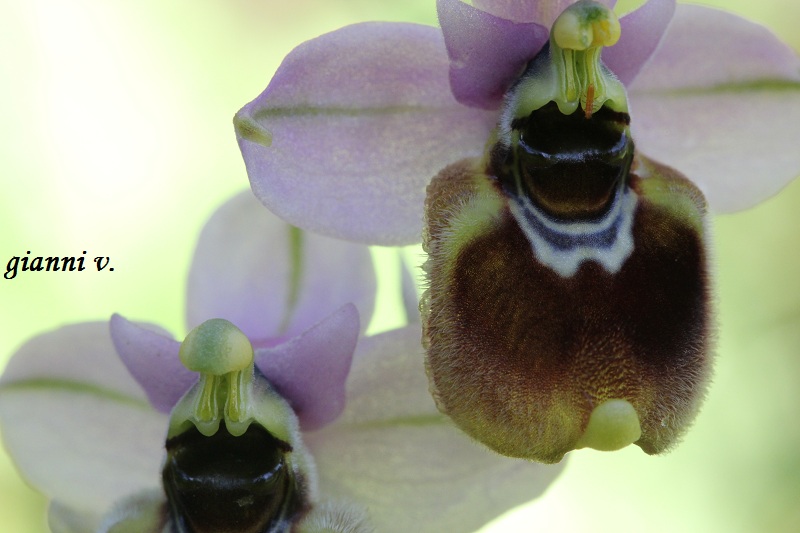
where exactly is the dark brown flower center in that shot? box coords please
[507,103,633,220]
[162,422,305,533]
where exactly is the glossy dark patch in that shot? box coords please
[497,103,633,220]
[163,422,305,533]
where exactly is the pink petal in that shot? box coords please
[305,326,564,533]
[235,22,497,245]
[255,304,359,431]
[0,323,166,515]
[96,490,167,533]
[438,0,549,109]
[186,192,376,339]
[603,0,675,86]
[2,322,149,399]
[286,223,375,339]
[629,5,800,212]
[109,314,195,413]
[472,0,616,26]
[439,0,669,108]
[629,5,800,92]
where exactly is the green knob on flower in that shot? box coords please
[173,319,258,438]
[166,318,312,531]
[179,318,254,375]
[508,0,627,123]
[551,0,621,51]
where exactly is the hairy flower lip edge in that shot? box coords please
[303,325,567,533]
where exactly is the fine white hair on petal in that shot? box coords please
[48,501,104,533]
[297,501,374,533]
[96,489,168,533]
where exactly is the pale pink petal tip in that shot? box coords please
[472,0,617,26]
[604,0,676,86]
[236,21,496,245]
[630,4,800,211]
[255,304,360,431]
[186,192,376,339]
[438,0,549,109]
[109,314,196,413]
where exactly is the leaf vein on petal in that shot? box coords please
[0,378,152,410]
[632,78,800,96]
[253,104,462,120]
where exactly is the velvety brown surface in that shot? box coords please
[423,157,711,463]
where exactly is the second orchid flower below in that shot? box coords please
[0,192,562,533]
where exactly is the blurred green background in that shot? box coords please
[1,1,798,531]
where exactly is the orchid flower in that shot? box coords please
[0,192,562,532]
[233,0,800,463]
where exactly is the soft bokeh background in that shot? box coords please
[1,1,797,531]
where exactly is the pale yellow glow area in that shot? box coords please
[1,1,799,532]
[552,1,620,50]
[575,399,642,452]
